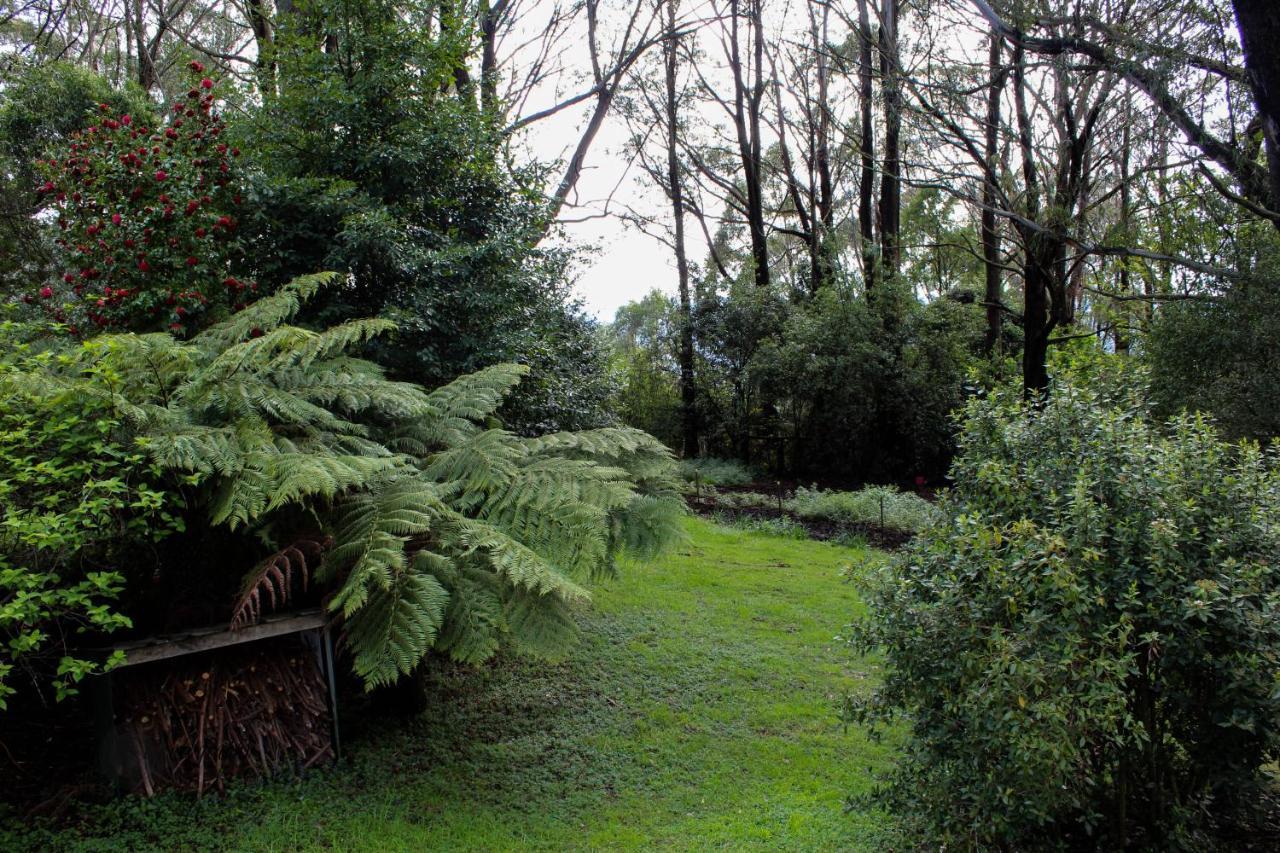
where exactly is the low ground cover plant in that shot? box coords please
[849,381,1280,848]
[788,486,939,533]
[677,457,755,488]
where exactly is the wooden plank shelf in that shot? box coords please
[106,610,329,668]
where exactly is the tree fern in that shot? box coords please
[21,274,685,687]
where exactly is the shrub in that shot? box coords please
[29,62,248,335]
[789,486,938,533]
[849,382,1280,848]
[0,323,184,707]
[711,512,808,540]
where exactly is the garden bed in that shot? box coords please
[685,492,916,550]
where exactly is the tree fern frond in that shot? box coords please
[446,516,590,602]
[503,586,580,660]
[432,564,505,665]
[423,363,528,422]
[343,569,449,687]
[194,272,341,352]
[230,536,329,629]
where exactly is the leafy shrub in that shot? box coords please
[789,486,938,533]
[849,382,1280,848]
[30,62,248,335]
[0,324,184,707]
[677,457,755,488]
[711,513,808,540]
[8,274,684,692]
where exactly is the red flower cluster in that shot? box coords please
[30,68,255,336]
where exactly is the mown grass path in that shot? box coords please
[6,518,897,851]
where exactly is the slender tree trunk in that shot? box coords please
[812,0,834,291]
[877,0,901,281]
[856,0,877,291]
[246,0,277,94]
[1233,0,1280,222]
[664,0,698,458]
[1116,89,1133,355]
[981,34,1005,354]
[480,1,507,112]
[1014,44,1051,397]
[730,0,770,288]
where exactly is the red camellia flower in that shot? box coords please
[201,78,213,89]
[155,170,168,181]
[138,259,151,272]
[63,273,75,284]
[185,200,199,216]
[111,213,122,225]
[121,114,132,126]
[189,60,204,72]
[195,227,207,237]
[40,286,53,299]
[186,256,198,267]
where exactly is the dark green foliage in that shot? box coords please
[612,276,985,482]
[235,0,606,430]
[755,282,982,481]
[850,378,1280,848]
[1147,238,1280,441]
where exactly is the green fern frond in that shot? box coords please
[193,271,340,352]
[343,567,449,687]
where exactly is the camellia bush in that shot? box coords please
[30,62,249,335]
[848,379,1280,848]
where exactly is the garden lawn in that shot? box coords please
[4,517,898,851]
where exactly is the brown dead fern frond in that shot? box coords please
[230,536,331,629]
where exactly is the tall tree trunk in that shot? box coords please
[1115,88,1132,355]
[812,0,834,291]
[246,0,277,95]
[664,0,698,458]
[877,0,901,281]
[1233,0,1280,222]
[1014,44,1052,397]
[981,33,1005,354]
[730,0,770,288]
[480,1,508,112]
[856,0,877,291]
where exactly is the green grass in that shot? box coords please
[3,517,898,851]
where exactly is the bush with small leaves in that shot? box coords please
[849,381,1280,848]
[0,322,185,708]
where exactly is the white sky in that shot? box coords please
[523,97,680,323]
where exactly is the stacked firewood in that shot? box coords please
[113,638,334,795]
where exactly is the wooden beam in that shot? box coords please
[98,610,328,669]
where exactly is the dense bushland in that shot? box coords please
[849,374,1280,848]
[611,279,985,484]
